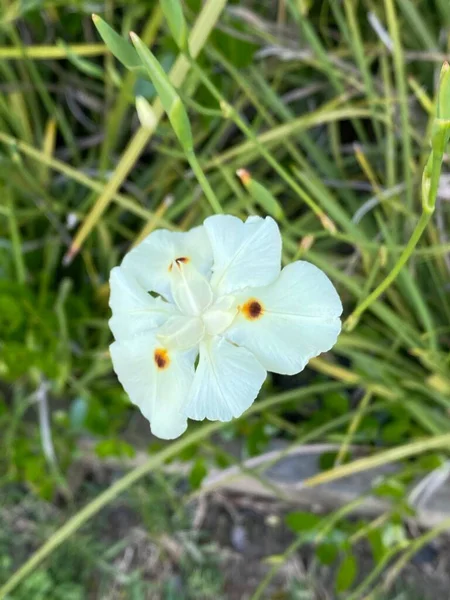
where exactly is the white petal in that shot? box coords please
[157,315,204,351]
[183,337,266,422]
[225,261,343,375]
[204,215,281,295]
[110,333,195,439]
[121,226,213,299]
[170,261,213,316]
[109,267,176,341]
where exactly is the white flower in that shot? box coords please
[109,215,342,440]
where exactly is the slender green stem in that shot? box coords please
[346,547,402,600]
[0,44,106,59]
[186,150,223,214]
[6,188,26,284]
[301,433,450,490]
[376,515,450,598]
[344,210,432,330]
[67,0,228,259]
[345,116,450,330]
[385,0,414,210]
[0,131,174,227]
[251,497,366,600]
[334,391,372,466]
[184,54,334,230]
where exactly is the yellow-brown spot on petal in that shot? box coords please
[168,256,189,271]
[241,298,264,320]
[154,347,170,370]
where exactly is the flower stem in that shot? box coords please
[186,149,223,214]
[344,117,450,332]
[344,210,432,331]
[183,54,336,233]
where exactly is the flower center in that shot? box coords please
[170,260,213,316]
[168,256,189,271]
[158,263,237,350]
[202,296,237,335]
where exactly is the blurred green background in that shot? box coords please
[1,0,450,598]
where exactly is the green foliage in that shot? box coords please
[1,0,450,598]
[92,14,142,70]
[335,552,358,593]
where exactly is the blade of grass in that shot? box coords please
[0,44,107,59]
[383,0,414,210]
[65,0,228,263]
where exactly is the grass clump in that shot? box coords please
[1,0,450,598]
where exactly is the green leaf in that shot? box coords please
[189,457,207,490]
[0,293,23,335]
[381,523,407,548]
[212,26,257,68]
[160,0,188,50]
[373,478,405,499]
[323,392,350,415]
[335,553,357,593]
[92,14,142,70]
[168,97,194,150]
[56,40,104,79]
[319,451,339,470]
[438,62,450,120]
[131,33,193,150]
[285,511,322,532]
[130,33,177,110]
[316,542,339,565]
[368,529,386,564]
[237,169,284,219]
[418,453,445,470]
[95,439,136,459]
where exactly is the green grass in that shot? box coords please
[1,0,450,598]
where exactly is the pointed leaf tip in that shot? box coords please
[92,17,141,70]
[236,168,251,186]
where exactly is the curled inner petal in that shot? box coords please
[202,295,237,335]
[170,261,213,316]
[157,315,204,351]
[154,347,170,370]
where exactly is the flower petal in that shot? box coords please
[225,261,343,375]
[110,333,195,439]
[109,266,176,341]
[204,215,281,295]
[183,336,266,421]
[121,225,213,299]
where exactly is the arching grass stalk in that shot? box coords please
[345,63,450,332]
